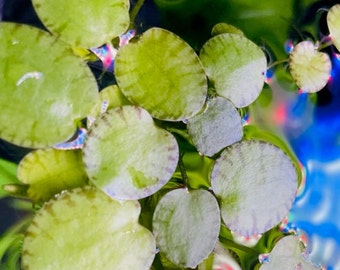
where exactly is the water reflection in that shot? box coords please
[257,53,340,269]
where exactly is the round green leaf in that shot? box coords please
[327,4,340,52]
[0,23,99,148]
[83,106,179,200]
[17,148,88,202]
[115,27,207,121]
[289,41,331,93]
[259,235,319,270]
[153,189,221,268]
[211,140,297,235]
[199,33,267,108]
[22,186,156,270]
[187,96,243,157]
[32,0,130,48]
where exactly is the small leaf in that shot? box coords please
[32,0,130,48]
[259,235,320,270]
[211,140,297,235]
[187,96,243,157]
[115,27,207,121]
[0,23,99,148]
[211,23,244,37]
[289,41,331,93]
[327,4,340,52]
[83,106,179,200]
[22,186,156,270]
[200,33,267,108]
[17,148,88,202]
[152,189,221,268]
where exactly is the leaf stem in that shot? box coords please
[219,236,260,255]
[130,0,145,28]
[267,59,289,69]
[178,153,189,187]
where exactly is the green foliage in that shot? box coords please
[1,0,335,269]
[0,23,99,148]
[21,187,156,270]
[0,159,20,198]
[32,0,130,48]
[115,27,207,121]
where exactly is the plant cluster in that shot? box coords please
[1,0,340,269]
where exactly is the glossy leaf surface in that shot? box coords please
[187,96,243,156]
[83,106,179,200]
[32,0,130,48]
[0,23,99,148]
[152,189,220,268]
[200,33,267,108]
[289,41,331,93]
[22,187,156,270]
[17,148,88,202]
[211,140,297,235]
[115,27,207,121]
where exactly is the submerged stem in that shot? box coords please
[130,0,145,27]
[178,153,189,187]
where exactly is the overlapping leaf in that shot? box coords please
[0,23,99,148]
[187,96,243,157]
[22,187,156,270]
[32,0,130,48]
[83,106,179,200]
[200,33,267,108]
[153,189,220,268]
[115,27,207,121]
[17,148,88,202]
[211,140,297,235]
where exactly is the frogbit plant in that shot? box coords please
[1,0,340,269]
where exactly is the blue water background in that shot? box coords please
[283,54,340,269]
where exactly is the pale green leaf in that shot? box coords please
[115,27,207,121]
[83,106,179,200]
[211,140,297,235]
[32,0,130,48]
[259,235,320,270]
[152,189,220,268]
[17,148,88,202]
[22,186,156,270]
[289,41,331,93]
[200,33,267,108]
[0,23,99,148]
[187,96,243,156]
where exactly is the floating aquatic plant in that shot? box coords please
[1,0,336,269]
